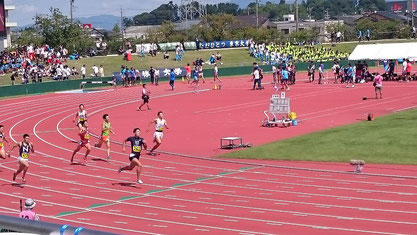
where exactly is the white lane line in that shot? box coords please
[8,84,416,231]
[0,204,156,235]
[2,163,414,235]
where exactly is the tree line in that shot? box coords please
[123,0,387,27]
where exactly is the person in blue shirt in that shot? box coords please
[121,66,127,87]
[346,64,354,88]
[366,29,370,41]
[358,30,363,42]
[169,69,175,91]
[281,68,290,91]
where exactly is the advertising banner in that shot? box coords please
[138,67,186,80]
[198,40,249,49]
[158,42,197,51]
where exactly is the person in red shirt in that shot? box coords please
[373,73,383,99]
[184,64,191,84]
[406,59,412,82]
[70,121,91,164]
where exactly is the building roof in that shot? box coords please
[174,19,201,30]
[333,15,362,25]
[83,28,105,37]
[125,25,159,34]
[233,14,269,28]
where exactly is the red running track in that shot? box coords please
[0,73,417,234]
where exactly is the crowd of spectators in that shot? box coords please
[248,41,349,64]
[0,44,106,85]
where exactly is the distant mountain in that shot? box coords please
[76,14,120,31]
[229,0,295,9]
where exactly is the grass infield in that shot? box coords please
[222,108,417,165]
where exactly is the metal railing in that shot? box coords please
[0,214,118,235]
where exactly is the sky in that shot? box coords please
[5,0,226,26]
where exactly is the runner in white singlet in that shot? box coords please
[73,104,87,129]
[147,111,169,156]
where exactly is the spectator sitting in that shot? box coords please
[71,67,78,77]
[163,51,170,60]
[216,52,222,61]
[19,198,40,221]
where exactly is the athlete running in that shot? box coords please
[70,121,91,164]
[191,66,200,93]
[198,65,206,83]
[10,134,34,183]
[94,114,115,161]
[0,125,11,159]
[138,84,151,111]
[73,104,87,129]
[119,128,147,184]
[184,64,192,84]
[147,111,169,156]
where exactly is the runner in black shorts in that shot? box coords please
[138,84,151,111]
[118,128,147,184]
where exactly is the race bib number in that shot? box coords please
[157,127,164,131]
[84,134,90,140]
[79,118,85,121]
[133,146,142,152]
[0,143,3,147]
[21,153,29,159]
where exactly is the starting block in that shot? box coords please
[350,159,365,173]
[214,84,222,90]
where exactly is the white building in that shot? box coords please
[0,5,17,51]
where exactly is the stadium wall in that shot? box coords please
[0,77,113,97]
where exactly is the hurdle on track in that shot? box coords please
[80,81,116,89]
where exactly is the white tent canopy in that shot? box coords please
[348,42,417,61]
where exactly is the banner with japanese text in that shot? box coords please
[139,67,186,80]
[198,40,249,50]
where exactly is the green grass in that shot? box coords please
[321,38,417,53]
[0,48,255,86]
[1,38,414,86]
[222,108,417,165]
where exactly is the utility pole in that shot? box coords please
[70,0,74,23]
[256,0,259,29]
[295,0,299,32]
[120,7,124,39]
[410,0,415,28]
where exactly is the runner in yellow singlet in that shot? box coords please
[94,114,115,161]
[0,125,11,160]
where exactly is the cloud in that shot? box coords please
[4,0,227,27]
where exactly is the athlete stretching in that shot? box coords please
[73,104,87,130]
[147,111,168,156]
[70,121,91,164]
[0,125,11,159]
[119,128,147,184]
[94,114,115,161]
[11,134,34,183]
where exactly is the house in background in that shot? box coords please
[83,27,105,43]
[124,25,159,39]
[268,14,343,42]
[232,14,270,29]
[0,5,17,51]
[355,11,417,24]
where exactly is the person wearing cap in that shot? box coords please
[19,199,40,220]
